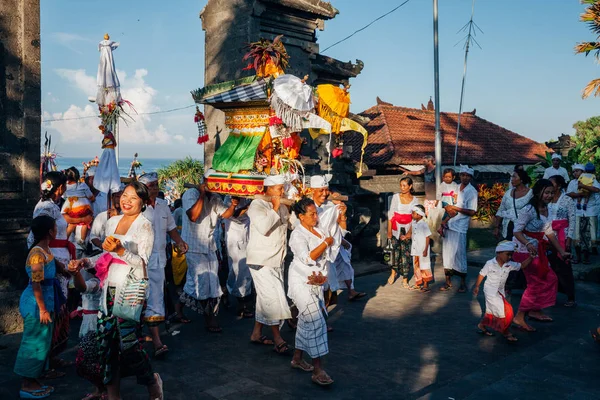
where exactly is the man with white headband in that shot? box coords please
[139,172,189,357]
[310,175,365,303]
[246,174,292,354]
[180,170,238,333]
[440,165,478,293]
[473,240,533,342]
[542,153,569,181]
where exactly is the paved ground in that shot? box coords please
[1,257,600,399]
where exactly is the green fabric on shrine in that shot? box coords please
[212,131,265,173]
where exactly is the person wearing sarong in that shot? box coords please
[180,174,236,333]
[473,241,533,342]
[440,165,478,293]
[223,196,254,318]
[79,182,163,399]
[68,259,105,400]
[310,176,365,302]
[288,197,334,386]
[139,172,188,357]
[409,205,433,292]
[575,165,600,263]
[566,164,585,263]
[512,179,568,332]
[387,176,420,287]
[548,175,577,307]
[247,175,292,354]
[28,171,78,376]
[15,216,61,398]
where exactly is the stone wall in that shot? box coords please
[0,0,41,333]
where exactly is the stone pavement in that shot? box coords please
[1,258,600,399]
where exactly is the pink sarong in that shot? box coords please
[513,248,557,313]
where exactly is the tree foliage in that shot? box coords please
[572,115,600,168]
[156,157,204,200]
[576,0,600,98]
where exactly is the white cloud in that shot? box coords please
[51,32,91,54]
[45,68,192,147]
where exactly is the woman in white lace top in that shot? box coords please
[495,169,532,240]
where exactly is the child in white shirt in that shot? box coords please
[437,168,459,237]
[62,167,95,243]
[408,205,433,292]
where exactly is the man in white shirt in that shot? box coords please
[440,165,478,293]
[310,175,365,303]
[247,175,292,354]
[568,164,600,263]
[566,164,585,263]
[180,171,237,333]
[542,153,570,182]
[139,172,188,357]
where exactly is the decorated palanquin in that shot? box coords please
[190,35,368,197]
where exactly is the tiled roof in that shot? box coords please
[260,0,338,19]
[354,98,550,167]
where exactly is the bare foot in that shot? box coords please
[387,270,397,285]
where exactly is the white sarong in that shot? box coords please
[442,229,468,274]
[249,264,291,326]
[145,253,166,323]
[334,248,354,289]
[226,228,252,298]
[290,284,329,359]
[183,251,222,301]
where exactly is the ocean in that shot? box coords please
[56,157,178,176]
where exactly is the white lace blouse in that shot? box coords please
[512,204,554,253]
[495,188,533,238]
[548,191,576,240]
[91,214,154,314]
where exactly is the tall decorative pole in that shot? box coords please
[433,0,442,189]
[94,33,133,197]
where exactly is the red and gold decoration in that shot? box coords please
[194,106,208,145]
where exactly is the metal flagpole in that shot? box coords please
[433,0,442,189]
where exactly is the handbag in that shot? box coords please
[112,266,148,322]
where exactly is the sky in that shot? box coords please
[41,0,600,159]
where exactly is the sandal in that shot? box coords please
[39,369,66,379]
[504,333,518,343]
[153,345,169,359]
[439,284,452,292]
[250,335,274,345]
[19,389,51,399]
[311,371,334,386]
[408,285,421,291]
[170,315,191,324]
[513,322,536,332]
[402,281,411,289]
[291,360,314,372]
[206,326,223,333]
[387,271,397,285]
[477,324,494,336]
[420,287,431,293]
[348,292,367,301]
[528,315,553,322]
[273,341,292,355]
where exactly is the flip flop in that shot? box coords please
[290,360,314,372]
[477,325,494,336]
[439,284,452,292]
[19,389,50,399]
[504,334,518,343]
[250,335,274,345]
[273,341,293,355]
[420,287,431,293]
[528,315,553,322]
[153,345,169,359]
[311,372,334,386]
[348,292,367,301]
[513,323,536,332]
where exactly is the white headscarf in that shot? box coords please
[138,172,158,185]
[459,165,474,176]
[411,205,426,218]
[263,175,286,186]
[573,163,585,172]
[310,175,330,189]
[495,240,516,253]
[551,153,562,160]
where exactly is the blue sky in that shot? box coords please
[41,0,600,159]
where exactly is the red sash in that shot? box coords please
[551,219,569,250]
[523,230,550,277]
[390,212,412,231]
[49,239,76,260]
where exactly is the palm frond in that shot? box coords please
[582,78,600,98]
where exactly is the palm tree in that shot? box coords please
[156,157,204,199]
[576,0,600,98]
